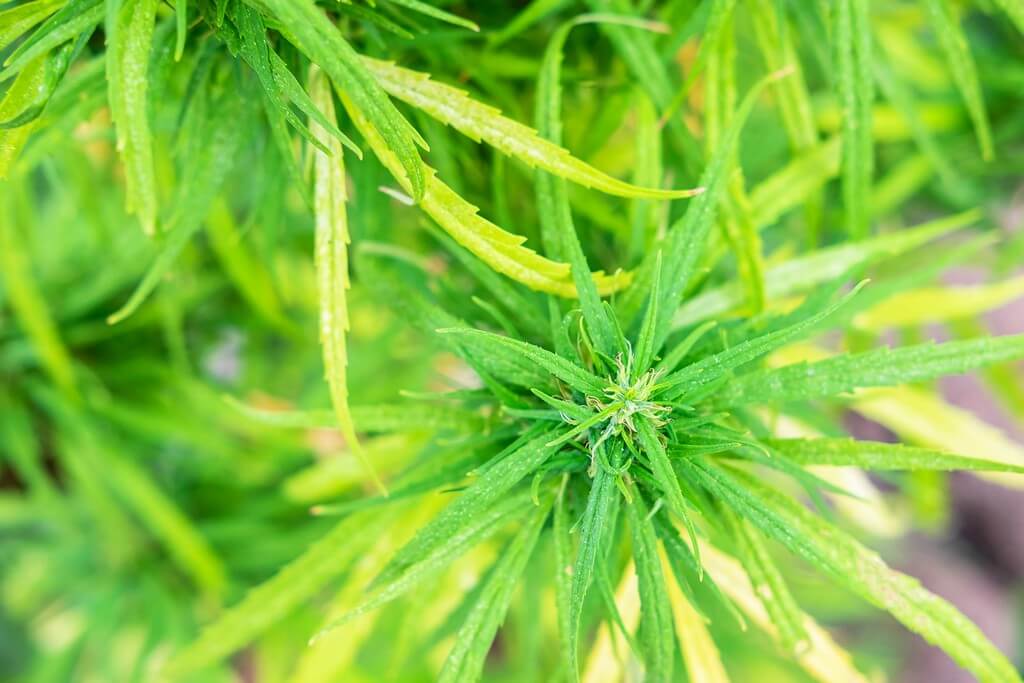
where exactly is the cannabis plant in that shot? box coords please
[3,0,1024,682]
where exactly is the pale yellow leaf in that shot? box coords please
[697,540,872,683]
[582,562,641,683]
[660,549,730,683]
[854,275,1024,330]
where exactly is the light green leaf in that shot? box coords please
[310,67,384,495]
[103,449,226,598]
[107,80,244,324]
[719,333,1024,407]
[724,510,807,653]
[991,0,1024,34]
[1,0,103,79]
[568,461,619,683]
[381,0,479,32]
[164,509,391,677]
[626,491,675,683]
[535,16,625,356]
[554,476,575,672]
[852,387,1024,491]
[748,137,840,230]
[696,539,869,683]
[673,208,977,328]
[340,90,630,298]
[107,0,160,234]
[248,0,426,198]
[0,0,64,55]
[0,185,76,397]
[923,0,994,160]
[437,327,607,395]
[833,0,874,238]
[628,68,786,348]
[662,284,864,400]
[765,437,1024,475]
[438,496,551,683]
[318,489,534,637]
[0,56,46,178]
[661,545,730,683]
[225,396,487,434]
[363,57,700,201]
[373,431,558,590]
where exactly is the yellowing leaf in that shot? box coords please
[309,68,384,495]
[767,411,907,538]
[363,57,701,201]
[697,539,871,683]
[854,275,1024,330]
[660,549,729,683]
[854,386,1024,491]
[340,91,631,298]
[581,562,641,683]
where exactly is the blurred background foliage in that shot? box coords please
[1,0,1024,681]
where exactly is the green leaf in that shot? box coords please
[0,0,63,54]
[833,0,874,238]
[107,77,245,324]
[103,448,227,597]
[373,431,558,590]
[628,68,786,349]
[662,283,863,400]
[636,416,688,530]
[438,496,551,683]
[633,254,662,374]
[164,509,392,676]
[719,333,1024,407]
[381,0,479,32]
[748,137,840,231]
[0,62,40,178]
[723,509,807,654]
[688,461,1021,683]
[318,489,535,637]
[488,0,567,48]
[341,90,630,298]
[364,57,700,201]
[765,437,1024,475]
[309,67,384,495]
[0,185,76,397]
[534,17,620,356]
[626,490,675,683]
[991,0,1024,35]
[248,0,426,199]
[438,327,607,395]
[1,0,103,80]
[553,476,575,672]
[225,396,487,434]
[107,0,160,234]
[568,462,619,683]
[923,0,994,160]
